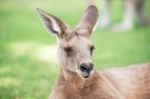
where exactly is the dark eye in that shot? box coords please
[90,46,95,52]
[64,47,72,53]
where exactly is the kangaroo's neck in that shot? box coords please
[56,67,102,89]
[55,67,123,98]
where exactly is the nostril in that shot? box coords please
[80,63,94,72]
[80,64,87,72]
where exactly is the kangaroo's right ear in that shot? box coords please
[36,8,68,38]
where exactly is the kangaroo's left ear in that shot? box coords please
[36,8,68,38]
[76,5,99,36]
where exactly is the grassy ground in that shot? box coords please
[0,0,150,99]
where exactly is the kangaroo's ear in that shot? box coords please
[76,5,99,36]
[36,8,68,37]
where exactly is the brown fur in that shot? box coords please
[50,64,150,99]
[102,64,150,99]
[37,5,150,99]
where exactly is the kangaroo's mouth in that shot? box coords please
[83,75,90,78]
[80,70,94,78]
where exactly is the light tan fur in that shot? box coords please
[37,5,150,99]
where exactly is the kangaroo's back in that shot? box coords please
[102,63,150,99]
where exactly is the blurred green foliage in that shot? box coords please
[0,0,150,99]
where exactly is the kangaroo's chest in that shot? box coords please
[56,83,122,99]
[59,85,103,99]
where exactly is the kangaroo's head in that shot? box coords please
[37,5,99,78]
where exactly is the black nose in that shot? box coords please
[80,63,93,74]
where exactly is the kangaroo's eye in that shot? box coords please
[90,46,95,52]
[64,47,72,53]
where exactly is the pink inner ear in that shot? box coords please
[43,16,60,35]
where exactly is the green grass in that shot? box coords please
[0,0,150,99]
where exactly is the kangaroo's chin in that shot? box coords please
[78,70,94,79]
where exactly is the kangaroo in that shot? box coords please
[37,5,150,99]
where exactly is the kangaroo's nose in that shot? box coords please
[80,63,93,74]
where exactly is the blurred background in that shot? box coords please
[0,0,150,98]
